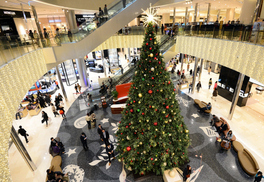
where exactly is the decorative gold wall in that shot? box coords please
[175,36,264,84]
[0,49,47,181]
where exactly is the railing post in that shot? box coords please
[254,29,260,44]
[231,26,235,40]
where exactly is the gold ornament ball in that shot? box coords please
[169,119,172,122]
[162,131,165,134]
[138,93,142,97]
[164,162,167,166]
[123,149,126,152]
[172,101,174,104]
[135,71,137,74]
[185,130,189,133]
[143,151,146,154]
[155,158,157,161]
[159,53,162,56]
[150,53,153,57]
[155,128,158,131]
[146,120,149,122]
[140,142,142,145]
[138,101,141,104]
[139,120,141,123]
[179,139,181,142]
[169,133,171,136]
[118,159,122,162]
[163,111,165,114]
[165,120,168,123]
[169,97,171,99]
[160,89,163,92]
[152,106,155,108]
[154,41,157,44]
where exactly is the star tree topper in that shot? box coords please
[141,4,161,26]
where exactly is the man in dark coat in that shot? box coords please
[18,126,29,143]
[42,111,49,126]
[106,142,115,165]
[80,132,88,150]
[97,124,104,141]
[102,129,109,145]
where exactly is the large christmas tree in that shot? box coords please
[116,22,190,175]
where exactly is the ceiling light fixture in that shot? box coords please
[185,0,193,4]
[5,1,7,3]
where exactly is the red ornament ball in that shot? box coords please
[150,47,152,50]
[154,57,157,60]
[166,106,169,109]
[141,132,144,135]
[130,109,134,113]
[155,109,158,111]
[158,61,161,64]
[149,61,151,63]
[174,88,176,91]
[126,126,128,128]
[150,38,152,40]
[151,158,153,161]
[119,121,121,123]
[168,81,171,84]
[134,87,135,89]
[133,100,136,103]
[121,133,123,135]
[149,105,152,108]
[157,90,159,92]
[142,113,145,115]
[154,122,158,126]
[152,77,154,80]
[126,111,128,113]
[148,90,153,94]
[126,146,131,151]
[129,123,131,125]
[146,43,148,45]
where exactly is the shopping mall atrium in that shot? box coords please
[0,0,264,181]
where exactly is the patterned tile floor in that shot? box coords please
[57,89,254,182]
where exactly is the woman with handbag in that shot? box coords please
[90,111,96,128]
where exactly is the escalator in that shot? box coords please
[51,0,159,63]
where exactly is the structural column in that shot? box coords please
[226,8,235,22]
[217,9,221,21]
[191,57,199,94]
[76,58,88,87]
[56,65,68,101]
[31,6,44,44]
[185,7,188,25]
[180,53,184,73]
[64,10,78,33]
[194,3,198,22]
[228,73,245,120]
[198,59,203,81]
[239,0,258,25]
[172,7,176,27]
[207,3,211,23]
[10,126,37,171]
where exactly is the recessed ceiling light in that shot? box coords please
[5,1,7,3]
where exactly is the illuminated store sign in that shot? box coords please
[48,19,62,23]
[3,11,16,15]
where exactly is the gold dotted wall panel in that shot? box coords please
[0,49,47,182]
[175,36,264,84]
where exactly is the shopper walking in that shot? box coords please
[41,111,49,127]
[80,132,88,151]
[187,63,190,71]
[214,81,218,90]
[51,103,59,117]
[86,113,91,129]
[208,66,211,75]
[106,143,115,165]
[212,88,218,101]
[77,83,81,93]
[59,107,66,120]
[254,171,264,182]
[161,24,164,35]
[209,78,212,89]
[33,30,39,46]
[189,83,192,93]
[97,124,104,141]
[18,126,29,143]
[108,76,113,88]
[196,81,202,92]
[43,28,50,46]
[55,80,60,89]
[68,29,72,42]
[189,69,192,76]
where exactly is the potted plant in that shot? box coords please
[111,91,118,100]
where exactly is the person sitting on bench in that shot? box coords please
[219,120,228,135]
[198,102,211,112]
[210,115,219,126]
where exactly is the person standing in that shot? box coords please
[51,103,59,117]
[86,113,91,129]
[208,66,211,74]
[214,81,218,90]
[196,81,202,92]
[33,30,39,46]
[188,83,192,93]
[119,65,123,74]
[108,76,113,88]
[183,165,192,181]
[18,126,29,143]
[59,107,66,120]
[254,171,264,182]
[80,132,88,151]
[106,143,115,165]
[29,30,34,40]
[189,69,192,76]
[212,88,218,101]
[68,29,72,42]
[197,66,200,76]
[43,28,50,46]
[104,4,108,15]
[55,80,60,89]
[122,0,126,8]
[102,129,109,145]
[97,124,104,141]
[74,84,78,93]
[41,111,49,127]
[161,24,164,35]
[208,78,212,89]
